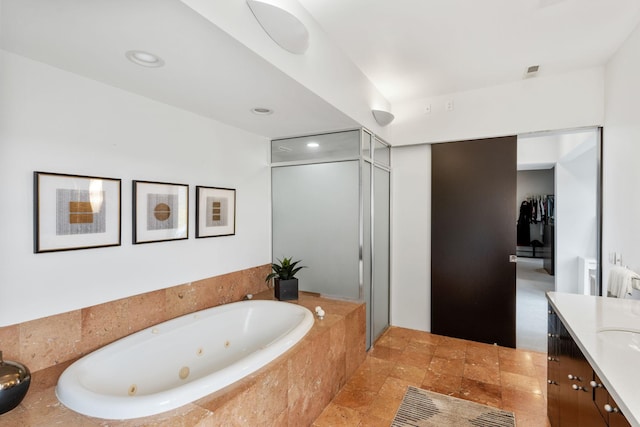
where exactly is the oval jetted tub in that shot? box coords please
[56,299,314,420]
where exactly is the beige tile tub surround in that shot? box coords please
[0,264,271,399]
[0,280,367,427]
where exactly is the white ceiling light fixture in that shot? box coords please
[246,0,309,54]
[125,50,165,68]
[372,109,395,127]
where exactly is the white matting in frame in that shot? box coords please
[133,180,188,244]
[196,186,236,238]
[34,171,121,253]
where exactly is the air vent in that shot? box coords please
[524,65,540,79]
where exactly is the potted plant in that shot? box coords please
[265,257,306,301]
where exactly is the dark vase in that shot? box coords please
[274,278,298,301]
[0,351,30,415]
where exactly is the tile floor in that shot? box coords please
[313,326,550,427]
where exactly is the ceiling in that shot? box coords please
[297,0,640,103]
[0,0,358,139]
[2,0,640,140]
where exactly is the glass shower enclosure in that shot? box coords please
[271,129,390,349]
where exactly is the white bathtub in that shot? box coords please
[55,299,314,420]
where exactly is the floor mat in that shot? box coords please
[391,386,516,427]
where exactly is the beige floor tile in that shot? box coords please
[312,403,363,427]
[314,327,550,426]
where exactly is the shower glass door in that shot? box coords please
[372,165,390,340]
[272,161,360,299]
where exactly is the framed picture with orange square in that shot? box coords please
[34,171,121,253]
[133,180,188,244]
[195,186,236,238]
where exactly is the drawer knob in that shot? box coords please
[604,404,619,413]
[590,380,603,388]
[572,384,584,391]
[568,374,581,381]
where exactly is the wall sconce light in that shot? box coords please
[247,0,309,54]
[372,109,395,127]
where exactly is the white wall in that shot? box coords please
[388,67,604,146]
[517,170,554,208]
[390,145,431,331]
[603,20,640,295]
[0,51,271,326]
[555,146,598,294]
[518,131,592,170]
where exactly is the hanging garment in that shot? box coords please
[536,196,542,222]
[517,200,532,245]
[531,198,538,224]
[547,196,555,223]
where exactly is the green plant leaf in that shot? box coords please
[265,257,307,281]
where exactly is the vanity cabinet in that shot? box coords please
[548,306,630,427]
[592,374,632,427]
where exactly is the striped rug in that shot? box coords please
[392,386,516,427]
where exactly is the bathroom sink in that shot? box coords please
[597,327,640,353]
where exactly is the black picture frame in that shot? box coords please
[34,171,121,253]
[195,186,236,238]
[133,180,189,244]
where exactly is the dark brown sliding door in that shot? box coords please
[431,136,517,347]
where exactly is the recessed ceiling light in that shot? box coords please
[251,107,273,115]
[125,50,165,68]
[307,142,319,148]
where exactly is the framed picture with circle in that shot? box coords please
[133,180,188,244]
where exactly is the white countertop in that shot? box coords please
[547,292,640,427]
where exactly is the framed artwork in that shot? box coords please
[34,172,121,253]
[196,186,236,238]
[133,180,188,244]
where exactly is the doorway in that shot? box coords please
[515,167,555,351]
[430,129,601,351]
[515,127,601,352]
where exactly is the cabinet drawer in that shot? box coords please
[606,394,631,427]
[592,374,608,421]
[547,308,631,427]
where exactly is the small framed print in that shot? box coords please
[196,186,236,238]
[34,172,121,253]
[133,180,188,244]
